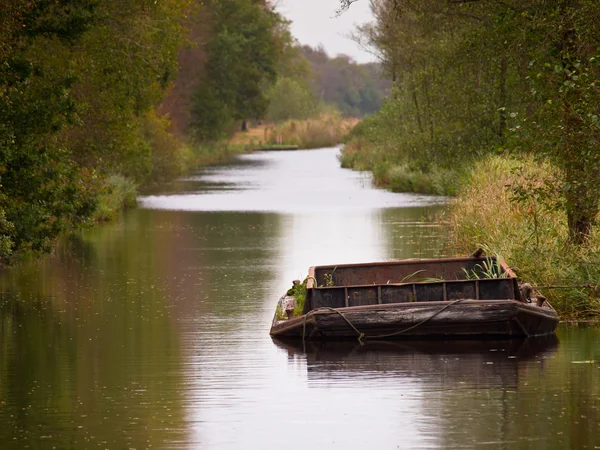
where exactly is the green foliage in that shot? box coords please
[286,280,307,317]
[0,208,15,261]
[342,0,600,243]
[93,175,138,222]
[340,128,464,196]
[301,46,390,117]
[0,0,191,264]
[462,255,508,280]
[0,0,102,263]
[143,111,194,183]
[64,0,191,182]
[322,273,335,287]
[506,2,600,243]
[191,0,281,141]
[266,76,319,122]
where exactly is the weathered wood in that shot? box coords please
[271,256,559,340]
[270,300,559,339]
[311,256,515,287]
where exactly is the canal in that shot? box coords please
[1,147,599,449]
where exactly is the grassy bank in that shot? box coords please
[339,121,466,197]
[446,155,600,319]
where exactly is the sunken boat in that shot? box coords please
[270,252,559,340]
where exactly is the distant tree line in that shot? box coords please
[300,45,390,117]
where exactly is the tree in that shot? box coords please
[0,0,191,263]
[63,0,192,181]
[511,0,600,244]
[190,0,281,140]
[266,76,319,122]
[0,0,100,262]
[301,45,390,117]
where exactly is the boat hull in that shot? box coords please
[270,299,559,339]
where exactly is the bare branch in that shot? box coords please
[336,0,362,17]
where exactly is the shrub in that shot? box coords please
[94,175,137,222]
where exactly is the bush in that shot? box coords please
[94,175,138,222]
[340,138,463,196]
[0,209,15,263]
[143,111,194,183]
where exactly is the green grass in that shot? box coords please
[286,280,307,316]
[340,137,464,196]
[446,154,600,319]
[93,175,138,222]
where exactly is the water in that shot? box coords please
[1,147,599,449]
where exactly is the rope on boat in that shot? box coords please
[367,299,466,339]
[302,307,366,342]
[302,299,466,342]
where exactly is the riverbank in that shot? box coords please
[228,114,358,150]
[96,115,359,220]
[445,155,600,320]
[339,120,466,197]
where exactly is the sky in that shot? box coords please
[275,0,377,64]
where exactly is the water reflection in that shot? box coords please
[272,337,561,449]
[139,148,443,213]
[273,338,559,387]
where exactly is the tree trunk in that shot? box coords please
[412,89,424,134]
[559,0,597,245]
[498,53,508,139]
[564,164,599,245]
[567,212,593,245]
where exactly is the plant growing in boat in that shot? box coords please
[323,273,335,287]
[283,279,307,317]
[322,267,337,287]
[398,270,446,284]
[462,255,508,280]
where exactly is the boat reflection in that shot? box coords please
[272,337,559,388]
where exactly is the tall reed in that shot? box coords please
[265,113,358,149]
[446,154,600,319]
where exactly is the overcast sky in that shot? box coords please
[275,0,377,64]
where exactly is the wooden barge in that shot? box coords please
[270,254,559,340]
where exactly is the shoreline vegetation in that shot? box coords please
[96,113,358,224]
[335,0,600,319]
[341,124,600,319]
[228,113,358,151]
[342,137,600,319]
